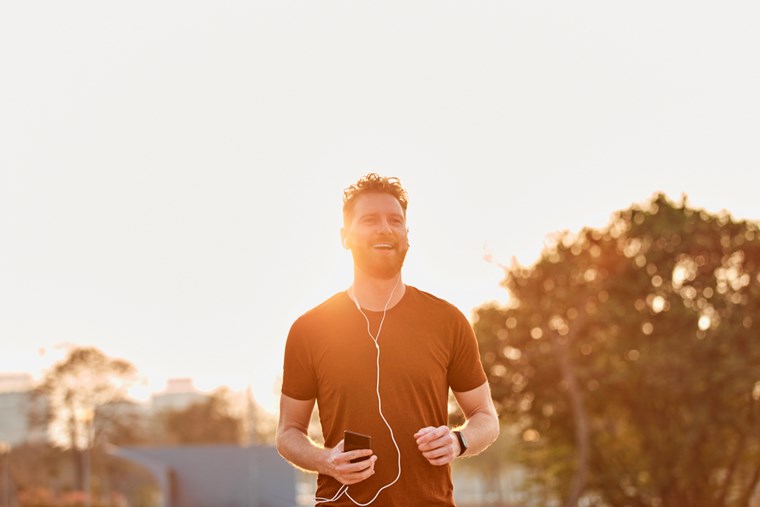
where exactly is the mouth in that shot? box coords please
[372,242,395,251]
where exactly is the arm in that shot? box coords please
[276,394,377,484]
[415,382,500,466]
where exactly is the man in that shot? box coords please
[276,173,499,506]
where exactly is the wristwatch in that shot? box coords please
[453,430,468,456]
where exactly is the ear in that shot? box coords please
[340,228,349,249]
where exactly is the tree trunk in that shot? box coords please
[68,412,86,491]
[555,338,590,507]
[714,431,745,507]
[738,460,760,507]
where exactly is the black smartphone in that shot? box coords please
[344,430,372,463]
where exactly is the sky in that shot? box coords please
[2,1,759,413]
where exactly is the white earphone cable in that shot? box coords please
[315,279,402,506]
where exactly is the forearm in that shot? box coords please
[415,408,499,466]
[276,427,330,474]
[454,409,500,456]
[276,426,378,485]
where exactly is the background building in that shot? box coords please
[0,373,47,445]
[151,378,207,414]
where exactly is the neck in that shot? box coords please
[349,270,405,311]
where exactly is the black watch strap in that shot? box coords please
[454,430,468,456]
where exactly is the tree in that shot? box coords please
[5,442,71,500]
[160,388,243,444]
[474,194,760,506]
[242,386,277,445]
[34,347,137,491]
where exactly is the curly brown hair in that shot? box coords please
[342,173,409,226]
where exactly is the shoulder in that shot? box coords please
[406,286,469,321]
[290,291,350,331]
[302,291,347,316]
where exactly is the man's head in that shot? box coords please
[341,173,410,280]
[342,173,408,228]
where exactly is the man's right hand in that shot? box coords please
[323,439,377,485]
[277,396,377,485]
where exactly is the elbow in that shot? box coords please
[492,416,501,442]
[275,436,283,458]
[275,426,287,458]
[488,407,500,444]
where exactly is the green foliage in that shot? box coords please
[17,487,128,507]
[475,194,760,506]
[8,443,157,507]
[31,347,158,504]
[36,347,137,451]
[160,388,243,444]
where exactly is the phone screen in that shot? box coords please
[344,430,372,463]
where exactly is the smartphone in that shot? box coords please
[344,430,372,463]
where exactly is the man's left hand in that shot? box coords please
[414,426,459,466]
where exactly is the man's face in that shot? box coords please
[342,192,409,280]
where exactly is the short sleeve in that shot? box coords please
[447,310,488,393]
[281,319,318,401]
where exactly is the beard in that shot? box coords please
[350,241,409,280]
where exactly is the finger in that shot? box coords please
[415,426,448,444]
[338,456,377,484]
[422,445,451,460]
[331,448,371,467]
[417,433,453,451]
[342,467,376,485]
[338,454,377,473]
[342,449,374,463]
[347,454,376,472]
[413,426,436,439]
[358,455,377,473]
[417,432,453,445]
[426,455,455,467]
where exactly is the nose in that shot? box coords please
[378,218,393,234]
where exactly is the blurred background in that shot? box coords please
[2,1,759,506]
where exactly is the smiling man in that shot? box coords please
[276,173,499,506]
